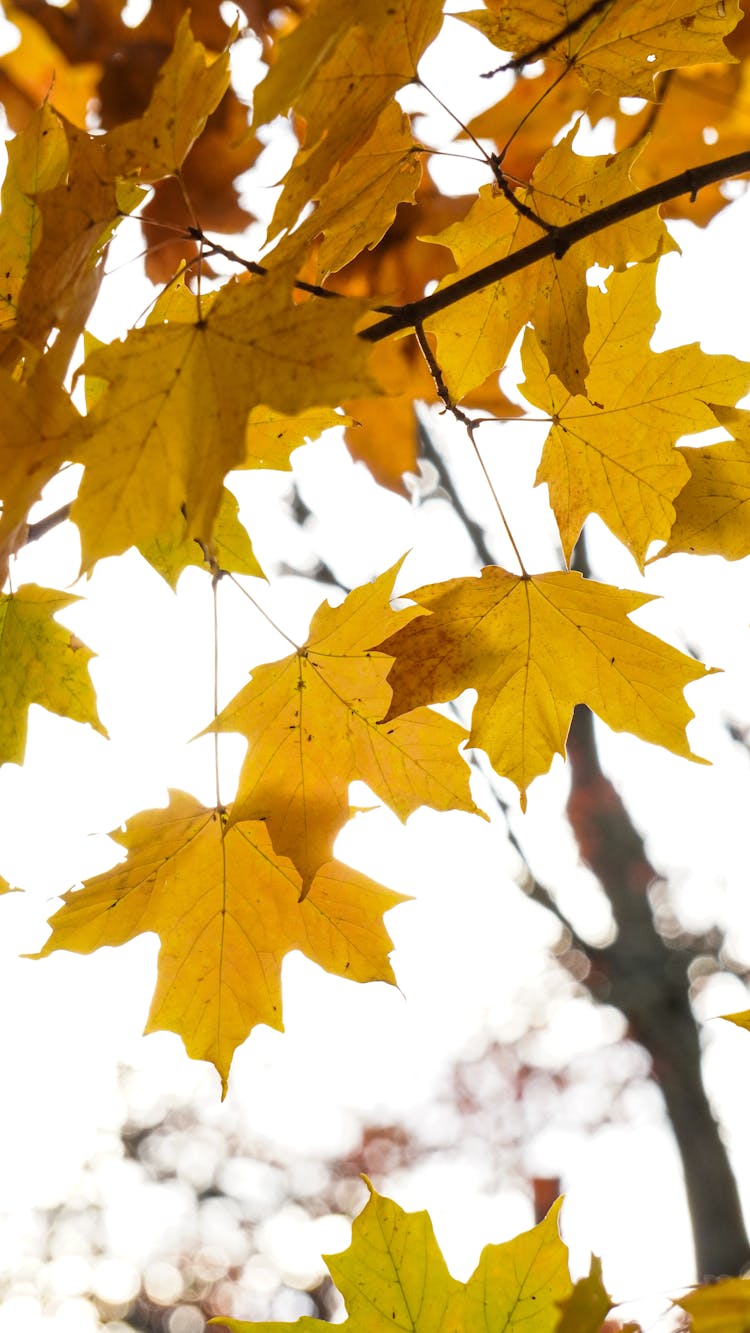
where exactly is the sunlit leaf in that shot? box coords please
[459,0,742,98]
[522,264,750,567]
[0,585,106,765]
[655,405,750,560]
[378,567,713,809]
[209,561,482,891]
[34,792,406,1096]
[212,1187,571,1332]
[68,272,375,569]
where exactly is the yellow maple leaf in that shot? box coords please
[212,1186,571,1332]
[522,264,750,568]
[459,0,742,98]
[0,584,106,765]
[677,1276,750,1333]
[271,102,424,282]
[104,13,231,182]
[0,103,68,330]
[33,791,406,1096]
[557,1257,613,1333]
[0,361,77,574]
[242,405,351,472]
[138,487,264,589]
[68,271,376,569]
[424,127,674,400]
[209,561,482,891]
[13,123,143,352]
[254,0,443,239]
[654,405,750,561]
[377,567,712,810]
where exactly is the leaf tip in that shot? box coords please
[719,1009,750,1032]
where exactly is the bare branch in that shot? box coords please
[24,503,72,544]
[361,150,750,342]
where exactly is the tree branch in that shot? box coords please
[482,0,615,77]
[24,503,72,544]
[361,149,750,342]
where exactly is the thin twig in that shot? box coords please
[415,412,497,568]
[191,230,342,300]
[25,503,72,544]
[414,322,528,575]
[224,571,300,650]
[482,0,615,77]
[492,164,555,230]
[417,75,499,177]
[495,64,570,169]
[211,573,224,812]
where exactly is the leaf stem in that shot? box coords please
[416,75,498,176]
[224,572,301,650]
[212,572,223,811]
[414,323,528,575]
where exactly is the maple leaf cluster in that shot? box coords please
[1,0,750,1127]
[209,1181,750,1333]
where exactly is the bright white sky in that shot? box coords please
[1,7,750,1330]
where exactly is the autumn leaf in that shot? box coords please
[242,405,351,472]
[556,1257,613,1333]
[377,567,712,810]
[0,5,100,129]
[676,1276,750,1333]
[103,13,232,183]
[270,102,424,282]
[209,561,482,891]
[424,128,675,399]
[0,585,106,765]
[139,86,261,284]
[522,264,750,567]
[68,270,376,569]
[138,487,264,589]
[653,405,750,560]
[611,65,750,227]
[459,0,742,98]
[13,122,143,353]
[212,1185,571,1332]
[254,0,443,239]
[34,791,405,1096]
[0,103,68,330]
[721,1010,750,1035]
[0,361,78,575]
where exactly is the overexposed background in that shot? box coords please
[1,4,750,1330]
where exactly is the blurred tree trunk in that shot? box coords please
[566,540,749,1278]
[313,418,750,1279]
[566,701,749,1277]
